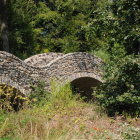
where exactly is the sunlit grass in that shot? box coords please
[0,81,140,140]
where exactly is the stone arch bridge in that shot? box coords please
[0,51,103,95]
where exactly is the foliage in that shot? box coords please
[6,0,39,59]
[1,0,139,58]
[48,80,79,107]
[29,81,49,106]
[87,0,140,56]
[110,0,140,55]
[93,56,140,117]
[0,84,28,112]
[33,0,100,53]
[88,0,140,118]
[91,49,111,62]
[28,80,79,108]
[0,0,105,59]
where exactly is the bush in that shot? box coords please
[29,81,49,106]
[93,55,140,117]
[0,84,28,112]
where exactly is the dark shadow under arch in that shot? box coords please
[71,77,101,101]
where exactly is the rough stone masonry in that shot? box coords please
[0,51,103,94]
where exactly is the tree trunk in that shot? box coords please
[0,0,9,52]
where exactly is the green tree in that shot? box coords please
[90,0,140,117]
[111,0,140,55]
[87,0,140,57]
[34,0,100,53]
[1,0,103,58]
[7,0,40,59]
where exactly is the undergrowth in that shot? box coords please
[0,81,140,140]
[0,84,28,112]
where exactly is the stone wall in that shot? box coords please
[0,51,103,94]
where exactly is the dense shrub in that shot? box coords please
[93,56,140,117]
[0,84,28,112]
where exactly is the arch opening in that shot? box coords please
[71,77,101,101]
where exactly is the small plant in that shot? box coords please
[28,81,49,106]
[121,123,140,140]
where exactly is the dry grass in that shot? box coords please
[0,82,140,140]
[0,102,140,140]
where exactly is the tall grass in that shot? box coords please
[0,81,81,139]
[0,81,140,140]
[48,80,80,108]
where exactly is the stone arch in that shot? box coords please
[24,52,64,67]
[0,51,103,95]
[44,52,103,82]
[0,51,41,94]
